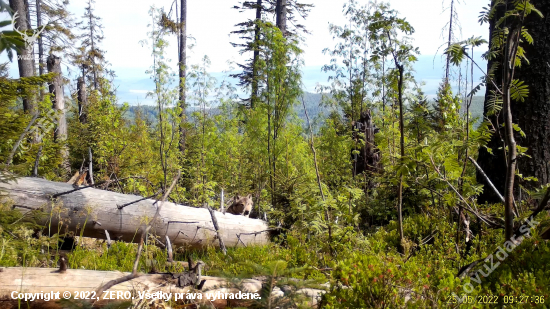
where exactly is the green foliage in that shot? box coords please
[0,74,63,178]
[0,202,53,268]
[2,1,550,308]
[0,2,25,61]
[322,213,550,308]
[432,82,462,130]
[510,79,529,102]
[445,36,487,66]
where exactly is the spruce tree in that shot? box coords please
[34,0,75,75]
[231,0,312,108]
[74,0,106,90]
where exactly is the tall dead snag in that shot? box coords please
[444,0,456,83]
[36,0,44,76]
[9,0,36,113]
[396,62,405,251]
[352,109,381,192]
[251,0,262,108]
[77,76,88,123]
[47,55,69,174]
[77,76,94,184]
[178,0,187,154]
[275,0,287,36]
[386,29,407,250]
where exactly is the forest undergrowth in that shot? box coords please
[2,0,550,307]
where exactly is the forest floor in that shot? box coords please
[1,200,550,308]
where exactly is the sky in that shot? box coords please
[1,0,489,104]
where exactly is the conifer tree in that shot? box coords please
[74,0,105,90]
[231,0,266,108]
[157,0,188,154]
[34,0,75,76]
[178,0,187,154]
[231,0,312,108]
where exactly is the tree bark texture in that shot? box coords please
[0,177,270,248]
[352,110,381,183]
[9,0,36,113]
[276,0,287,37]
[477,0,550,204]
[36,0,44,76]
[47,55,66,142]
[0,267,325,308]
[47,55,70,174]
[77,76,88,124]
[251,0,262,109]
[178,0,187,154]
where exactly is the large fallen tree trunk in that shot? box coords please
[0,267,325,308]
[0,177,269,248]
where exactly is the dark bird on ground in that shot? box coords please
[172,257,206,290]
[58,254,67,273]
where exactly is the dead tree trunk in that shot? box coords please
[0,177,270,248]
[352,109,381,190]
[445,0,455,83]
[276,0,287,37]
[47,55,69,174]
[178,0,187,154]
[251,0,262,109]
[9,0,36,113]
[77,76,88,124]
[77,75,94,184]
[0,267,325,308]
[36,0,44,76]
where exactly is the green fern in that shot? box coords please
[510,79,529,102]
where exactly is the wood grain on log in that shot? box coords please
[0,178,269,248]
[0,267,325,308]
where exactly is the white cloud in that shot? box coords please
[1,0,489,103]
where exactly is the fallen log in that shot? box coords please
[0,177,269,248]
[0,267,326,308]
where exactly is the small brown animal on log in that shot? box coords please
[58,254,67,273]
[67,169,88,188]
[225,194,253,217]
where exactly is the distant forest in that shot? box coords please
[124,93,486,127]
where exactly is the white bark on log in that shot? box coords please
[0,267,325,308]
[0,178,269,248]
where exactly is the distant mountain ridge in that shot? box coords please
[122,93,486,127]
